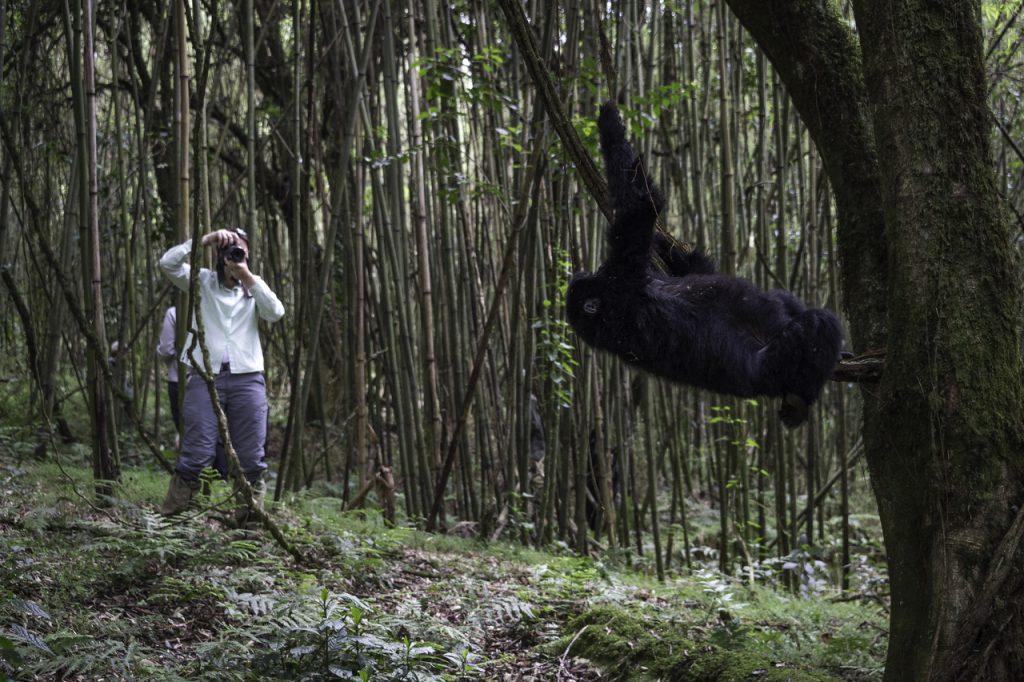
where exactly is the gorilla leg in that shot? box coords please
[758,309,843,427]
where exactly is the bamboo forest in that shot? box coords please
[2,0,1024,680]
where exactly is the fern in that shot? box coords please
[4,598,49,621]
[146,575,225,608]
[223,589,275,617]
[4,624,51,654]
[24,631,173,680]
[468,594,536,629]
[196,587,466,680]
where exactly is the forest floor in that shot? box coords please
[0,449,887,681]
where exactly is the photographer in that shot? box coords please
[157,228,284,519]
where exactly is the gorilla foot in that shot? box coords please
[779,393,809,429]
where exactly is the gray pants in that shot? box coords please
[177,366,268,483]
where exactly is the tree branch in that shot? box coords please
[832,351,884,383]
[494,0,611,221]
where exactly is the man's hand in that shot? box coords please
[225,259,256,288]
[201,229,240,248]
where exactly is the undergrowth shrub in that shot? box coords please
[0,454,888,681]
[21,631,169,681]
[196,587,468,681]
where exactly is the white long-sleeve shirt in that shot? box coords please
[158,239,285,374]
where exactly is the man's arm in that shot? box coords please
[158,240,193,291]
[226,259,285,322]
[249,278,285,322]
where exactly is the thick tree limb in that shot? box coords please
[832,351,884,383]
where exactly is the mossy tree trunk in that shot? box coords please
[727,0,1024,679]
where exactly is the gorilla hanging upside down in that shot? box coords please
[567,103,844,427]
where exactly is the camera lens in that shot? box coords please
[226,245,246,262]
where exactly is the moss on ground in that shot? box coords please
[559,604,843,681]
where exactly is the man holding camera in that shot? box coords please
[157,228,285,519]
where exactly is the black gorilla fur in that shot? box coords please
[566,103,844,427]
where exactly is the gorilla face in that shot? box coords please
[566,272,607,347]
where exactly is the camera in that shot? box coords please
[222,244,246,263]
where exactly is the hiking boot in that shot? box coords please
[160,473,200,515]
